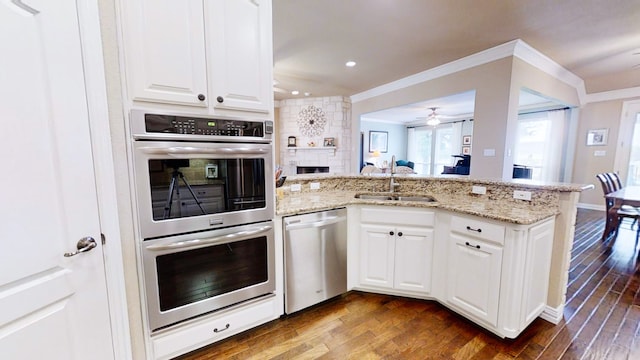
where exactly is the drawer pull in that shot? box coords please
[466,226,482,233]
[465,241,481,249]
[389,231,394,236]
[213,323,230,333]
[398,232,403,237]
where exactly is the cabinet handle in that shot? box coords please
[397,232,403,237]
[389,231,394,236]
[465,241,481,249]
[216,96,224,103]
[466,226,482,233]
[213,323,230,333]
[197,94,206,101]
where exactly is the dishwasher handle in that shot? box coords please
[285,215,346,231]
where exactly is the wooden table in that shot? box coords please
[602,186,640,240]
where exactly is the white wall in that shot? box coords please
[360,119,407,168]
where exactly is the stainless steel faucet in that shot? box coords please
[390,155,397,174]
[389,155,400,192]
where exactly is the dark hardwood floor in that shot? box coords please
[177,209,640,359]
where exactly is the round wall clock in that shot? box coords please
[297,105,326,137]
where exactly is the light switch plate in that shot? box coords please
[513,190,532,201]
[310,182,320,190]
[290,184,302,192]
[483,149,496,157]
[472,185,486,195]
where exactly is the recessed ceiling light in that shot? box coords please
[291,90,299,95]
[304,92,311,96]
[345,61,356,67]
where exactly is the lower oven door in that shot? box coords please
[141,221,275,331]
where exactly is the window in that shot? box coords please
[408,125,456,175]
[513,109,568,182]
[626,113,640,185]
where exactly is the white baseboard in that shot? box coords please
[540,304,564,324]
[577,203,605,211]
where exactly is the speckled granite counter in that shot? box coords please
[275,174,593,225]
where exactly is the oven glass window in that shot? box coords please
[156,237,268,311]
[148,158,266,221]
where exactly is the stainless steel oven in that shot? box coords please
[141,222,275,331]
[129,109,276,331]
[130,110,274,239]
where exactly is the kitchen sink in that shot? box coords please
[394,195,437,202]
[354,193,437,203]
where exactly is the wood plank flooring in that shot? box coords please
[177,209,640,359]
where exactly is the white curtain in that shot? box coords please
[451,122,462,155]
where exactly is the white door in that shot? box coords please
[0,1,114,359]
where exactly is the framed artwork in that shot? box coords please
[462,135,472,145]
[369,131,388,153]
[586,128,608,146]
[462,146,471,155]
[323,137,335,147]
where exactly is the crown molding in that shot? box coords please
[511,40,586,104]
[584,86,640,104]
[351,39,587,105]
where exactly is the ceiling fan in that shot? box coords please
[415,107,445,126]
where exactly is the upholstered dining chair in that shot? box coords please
[596,172,640,241]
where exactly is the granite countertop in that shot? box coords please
[284,173,594,193]
[276,190,560,225]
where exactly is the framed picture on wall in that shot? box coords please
[462,135,472,145]
[462,146,471,155]
[586,128,608,146]
[369,131,388,153]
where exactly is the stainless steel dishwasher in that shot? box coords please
[284,208,348,314]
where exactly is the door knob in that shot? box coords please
[64,236,97,257]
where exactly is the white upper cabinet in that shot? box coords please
[119,0,273,115]
[206,0,272,113]
[120,0,208,107]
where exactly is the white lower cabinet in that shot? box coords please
[356,206,435,296]
[446,233,503,327]
[444,213,555,338]
[352,206,556,339]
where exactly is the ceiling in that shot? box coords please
[273,0,640,106]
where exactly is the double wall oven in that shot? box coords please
[130,110,276,331]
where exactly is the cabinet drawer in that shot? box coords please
[361,207,434,226]
[451,215,505,245]
[152,296,277,360]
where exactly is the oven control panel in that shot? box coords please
[143,113,268,137]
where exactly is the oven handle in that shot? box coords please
[139,146,268,155]
[145,225,273,251]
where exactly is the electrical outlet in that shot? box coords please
[513,190,532,201]
[472,186,486,195]
[290,184,302,192]
[310,182,320,190]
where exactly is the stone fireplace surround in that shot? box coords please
[278,96,351,176]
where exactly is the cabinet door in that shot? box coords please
[521,220,554,325]
[206,0,272,114]
[394,226,434,294]
[447,234,503,327]
[120,0,208,106]
[359,224,395,289]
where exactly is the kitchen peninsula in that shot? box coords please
[276,173,592,338]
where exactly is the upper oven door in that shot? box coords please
[133,140,274,239]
